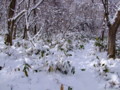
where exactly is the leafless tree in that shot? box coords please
[102,0,120,58]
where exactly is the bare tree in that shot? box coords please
[23,0,44,39]
[102,0,120,58]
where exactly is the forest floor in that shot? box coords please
[0,35,119,90]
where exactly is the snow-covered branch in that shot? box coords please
[27,0,44,16]
[110,6,120,25]
[18,0,25,5]
[8,9,26,21]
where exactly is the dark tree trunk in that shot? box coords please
[23,25,28,39]
[13,25,17,39]
[108,11,120,58]
[8,20,15,45]
[108,29,116,58]
[33,0,37,35]
[33,23,37,36]
[7,0,16,45]
[101,30,104,41]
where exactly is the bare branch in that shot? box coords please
[27,0,44,16]
[8,9,26,22]
[101,0,111,27]
[18,0,25,5]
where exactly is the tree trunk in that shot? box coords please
[108,29,116,58]
[101,30,104,41]
[7,0,16,45]
[8,20,15,45]
[33,0,37,35]
[13,25,17,39]
[108,11,120,58]
[23,25,28,39]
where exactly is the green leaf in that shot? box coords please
[22,63,31,77]
[68,86,72,90]
[102,64,105,66]
[68,40,72,44]
[103,68,109,73]
[41,50,45,57]
[18,68,20,71]
[48,66,54,72]
[34,70,38,72]
[81,69,86,71]
[79,45,84,49]
[25,63,31,68]
[24,69,28,77]
[66,54,72,56]
[47,39,51,43]
[60,48,64,51]
[96,56,100,60]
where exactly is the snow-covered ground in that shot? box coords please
[0,35,119,90]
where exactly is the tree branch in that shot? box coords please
[8,9,26,22]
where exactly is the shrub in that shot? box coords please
[48,60,75,75]
[94,37,107,52]
[23,63,31,77]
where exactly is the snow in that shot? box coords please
[0,35,120,90]
[110,6,120,25]
[118,6,120,11]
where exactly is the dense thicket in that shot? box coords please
[0,0,120,58]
